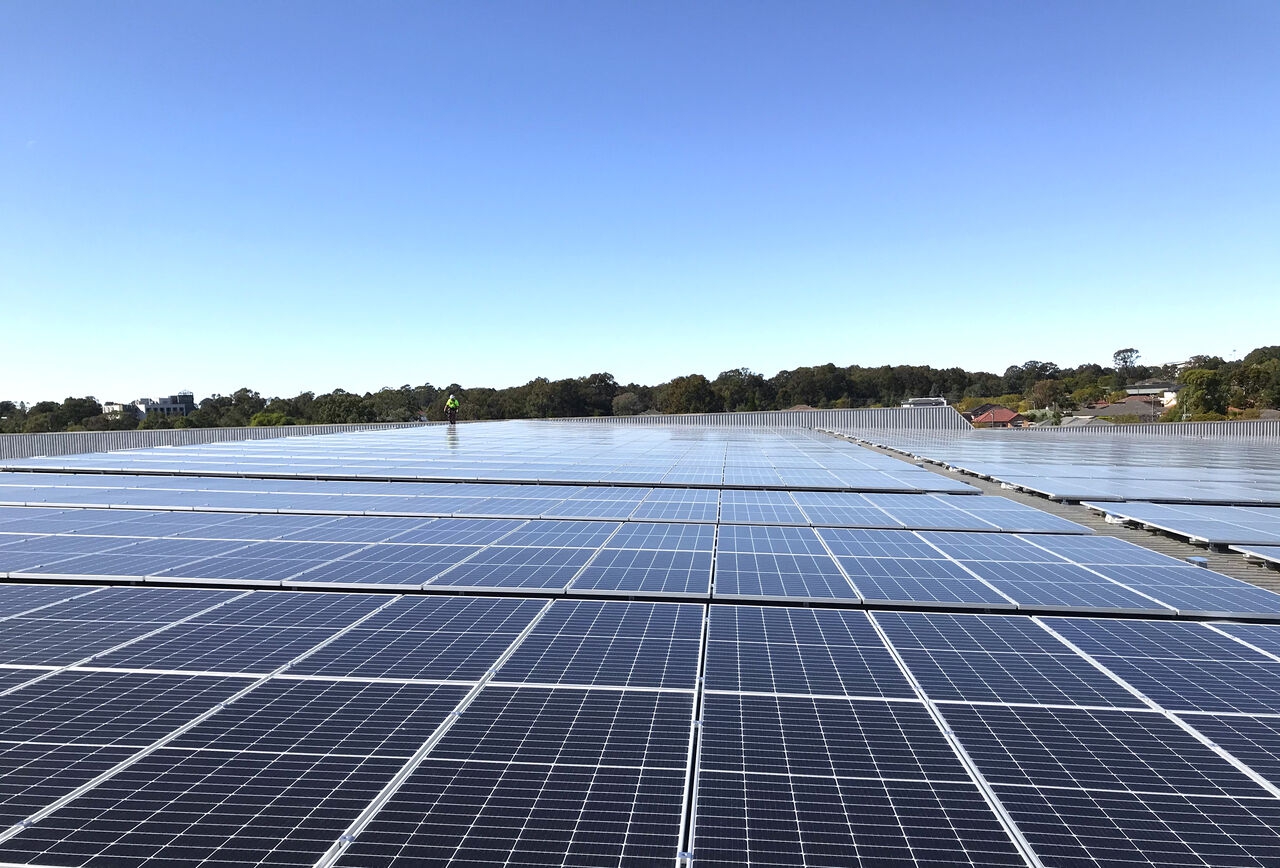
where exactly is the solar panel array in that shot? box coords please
[1083,501,1280,546]
[1,420,1280,866]
[839,428,1280,505]
[5,423,980,492]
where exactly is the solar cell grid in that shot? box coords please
[920,531,1066,562]
[426,544,595,590]
[0,748,405,868]
[706,609,913,699]
[285,543,479,588]
[0,584,101,618]
[941,704,1266,796]
[381,517,526,545]
[0,670,245,746]
[88,622,343,674]
[873,611,1072,654]
[700,693,968,781]
[172,679,470,757]
[569,547,713,596]
[336,760,687,868]
[483,519,619,547]
[604,521,715,551]
[275,515,437,543]
[432,686,693,767]
[716,524,826,555]
[693,773,1027,867]
[522,599,703,641]
[1046,618,1268,661]
[997,786,1280,868]
[180,589,383,629]
[713,550,857,601]
[0,618,172,667]
[0,741,138,830]
[816,527,941,559]
[291,628,524,682]
[1179,715,1280,790]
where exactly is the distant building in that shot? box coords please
[1125,380,1182,407]
[107,392,197,420]
[963,404,1028,428]
[900,397,948,408]
[1082,394,1165,420]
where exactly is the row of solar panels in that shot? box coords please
[3,588,1280,865]
[0,480,1084,529]
[1084,500,1280,546]
[0,512,1272,616]
[7,424,980,490]
[846,428,1280,505]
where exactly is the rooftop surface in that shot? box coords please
[1,420,1279,866]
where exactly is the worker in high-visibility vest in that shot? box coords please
[445,394,460,424]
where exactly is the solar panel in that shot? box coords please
[0,749,406,867]
[426,545,596,590]
[87,622,343,674]
[336,760,687,867]
[604,521,715,551]
[939,703,1265,795]
[705,607,913,698]
[568,547,713,596]
[171,679,471,756]
[692,773,1026,867]
[430,686,694,767]
[874,613,1140,707]
[700,693,968,780]
[716,524,827,555]
[7,422,1280,866]
[493,600,702,689]
[0,742,138,829]
[713,551,857,601]
[0,670,245,745]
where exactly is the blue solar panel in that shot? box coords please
[941,704,1265,795]
[0,670,245,746]
[996,786,1280,868]
[0,742,138,829]
[494,600,702,688]
[839,556,1011,606]
[431,686,694,767]
[700,693,969,780]
[171,679,470,757]
[427,545,596,590]
[605,521,715,551]
[716,524,827,555]
[705,607,913,698]
[1180,715,1280,789]
[874,613,1140,707]
[568,548,713,595]
[816,527,941,558]
[492,519,621,548]
[284,543,479,588]
[693,773,1026,867]
[336,760,687,867]
[713,551,857,601]
[719,490,806,525]
[0,749,405,867]
[88,623,342,673]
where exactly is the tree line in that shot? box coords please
[4,345,1279,433]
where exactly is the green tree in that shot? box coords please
[658,374,718,414]
[1176,369,1229,418]
[1112,348,1140,385]
[250,410,293,426]
[311,389,375,423]
[611,392,644,416]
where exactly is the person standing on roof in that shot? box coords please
[445,393,460,424]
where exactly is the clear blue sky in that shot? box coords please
[3,1,1277,404]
